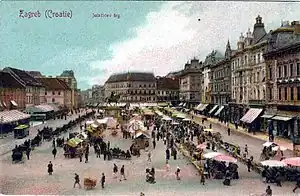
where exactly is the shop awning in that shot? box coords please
[260,114,274,119]
[240,108,263,124]
[179,103,183,106]
[175,113,186,119]
[214,106,224,116]
[14,124,29,130]
[0,110,31,124]
[208,105,218,114]
[47,103,60,112]
[272,115,293,121]
[35,105,54,112]
[10,100,18,107]
[195,103,203,110]
[162,116,172,121]
[2,101,7,107]
[198,104,209,111]
[0,102,3,108]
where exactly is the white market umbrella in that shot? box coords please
[263,141,274,147]
[182,118,191,121]
[203,152,223,159]
[171,121,179,125]
[261,160,287,167]
[272,146,287,151]
[214,154,237,163]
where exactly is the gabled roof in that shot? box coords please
[27,71,43,78]
[37,77,70,90]
[106,72,155,83]
[57,78,71,90]
[3,67,43,87]
[0,71,26,89]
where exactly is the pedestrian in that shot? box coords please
[47,161,53,175]
[52,139,56,148]
[104,150,107,160]
[293,179,300,193]
[152,140,156,149]
[120,165,127,181]
[79,151,83,162]
[266,185,272,196]
[200,172,205,185]
[173,148,177,160]
[175,166,180,180]
[52,147,57,159]
[244,144,248,156]
[165,160,170,172]
[74,173,81,188]
[101,173,105,189]
[209,123,212,129]
[107,141,110,151]
[163,137,167,145]
[166,148,170,160]
[140,192,145,196]
[85,152,89,163]
[26,148,31,160]
[227,128,231,136]
[147,151,151,162]
[247,158,252,172]
[113,164,118,179]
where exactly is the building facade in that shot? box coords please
[3,67,45,107]
[210,42,232,120]
[37,77,72,108]
[230,15,268,124]
[156,77,179,102]
[179,58,202,107]
[92,85,105,104]
[104,72,156,103]
[56,70,79,109]
[0,71,26,111]
[263,20,300,139]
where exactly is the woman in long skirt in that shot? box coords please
[47,161,53,175]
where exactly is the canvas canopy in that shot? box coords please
[162,115,172,121]
[91,123,99,128]
[86,120,94,125]
[14,124,29,130]
[67,138,83,148]
[97,119,108,124]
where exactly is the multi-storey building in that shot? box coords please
[104,72,156,103]
[3,67,45,107]
[229,15,268,129]
[263,20,300,139]
[179,58,202,108]
[56,70,79,109]
[210,41,232,120]
[156,76,179,103]
[37,77,72,108]
[0,71,26,111]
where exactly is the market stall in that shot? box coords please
[13,124,29,139]
[133,130,150,149]
[64,138,83,158]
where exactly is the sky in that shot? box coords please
[1,1,300,90]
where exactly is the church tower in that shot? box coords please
[237,33,245,50]
[225,40,232,59]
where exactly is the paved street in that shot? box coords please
[0,110,92,156]
[0,124,298,195]
[181,112,294,163]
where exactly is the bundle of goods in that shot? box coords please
[84,177,97,189]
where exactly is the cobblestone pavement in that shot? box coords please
[0,110,92,156]
[182,112,294,163]
[0,127,298,195]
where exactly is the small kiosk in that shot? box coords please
[133,130,150,149]
[14,124,29,139]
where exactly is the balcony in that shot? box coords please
[249,99,266,105]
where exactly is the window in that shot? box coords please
[269,67,272,80]
[58,91,61,95]
[297,63,300,76]
[284,65,287,77]
[52,98,55,103]
[45,92,47,95]
[297,87,300,101]
[269,87,273,100]
[290,64,293,76]
[291,87,294,101]
[284,87,288,100]
[279,88,282,100]
[52,91,55,95]
[278,66,281,78]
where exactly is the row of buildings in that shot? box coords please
[98,16,299,139]
[0,67,81,112]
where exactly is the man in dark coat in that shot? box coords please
[47,161,53,175]
[52,148,57,159]
[101,173,105,189]
[152,140,156,149]
[26,148,31,160]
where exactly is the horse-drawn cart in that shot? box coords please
[84,178,97,189]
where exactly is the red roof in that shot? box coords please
[37,77,70,90]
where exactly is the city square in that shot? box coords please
[1,1,300,195]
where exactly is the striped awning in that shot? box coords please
[0,102,2,107]
[35,105,54,112]
[260,114,274,119]
[272,115,293,121]
[209,105,218,114]
[214,106,224,116]
[0,110,31,124]
[240,108,263,124]
[198,104,209,111]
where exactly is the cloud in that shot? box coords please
[89,1,300,85]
